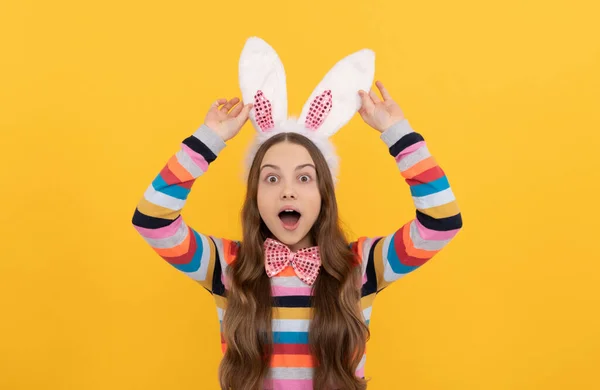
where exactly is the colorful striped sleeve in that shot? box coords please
[131,124,234,293]
[353,119,463,293]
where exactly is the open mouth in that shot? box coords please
[278,209,302,230]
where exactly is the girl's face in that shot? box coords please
[257,141,322,251]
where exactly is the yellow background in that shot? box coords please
[1,0,599,388]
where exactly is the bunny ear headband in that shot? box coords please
[239,37,375,183]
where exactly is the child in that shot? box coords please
[131,37,462,390]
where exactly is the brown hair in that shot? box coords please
[218,132,370,390]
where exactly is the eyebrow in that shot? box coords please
[260,163,316,172]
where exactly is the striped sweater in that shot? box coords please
[131,119,462,389]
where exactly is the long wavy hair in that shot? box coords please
[218,132,370,390]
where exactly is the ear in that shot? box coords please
[298,49,375,137]
[238,37,288,132]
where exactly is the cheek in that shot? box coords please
[256,186,274,216]
[304,188,322,217]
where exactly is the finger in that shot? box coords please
[228,100,244,117]
[369,88,381,104]
[236,103,253,124]
[358,90,374,113]
[220,97,240,113]
[211,98,228,110]
[359,90,374,106]
[376,80,392,101]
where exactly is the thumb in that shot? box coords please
[211,98,228,111]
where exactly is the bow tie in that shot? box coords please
[264,238,321,285]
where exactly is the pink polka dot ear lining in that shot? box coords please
[254,90,275,132]
[305,90,332,131]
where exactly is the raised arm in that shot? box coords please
[131,98,252,293]
[352,82,463,293]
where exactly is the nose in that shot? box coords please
[280,181,297,200]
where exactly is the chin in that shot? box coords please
[275,236,301,247]
[266,218,312,248]
[271,228,307,245]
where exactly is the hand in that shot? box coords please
[203,97,253,141]
[358,81,405,133]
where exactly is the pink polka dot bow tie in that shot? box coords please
[264,238,321,285]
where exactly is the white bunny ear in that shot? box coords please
[238,37,288,132]
[298,49,375,137]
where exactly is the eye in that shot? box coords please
[266,175,279,183]
[298,174,311,183]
